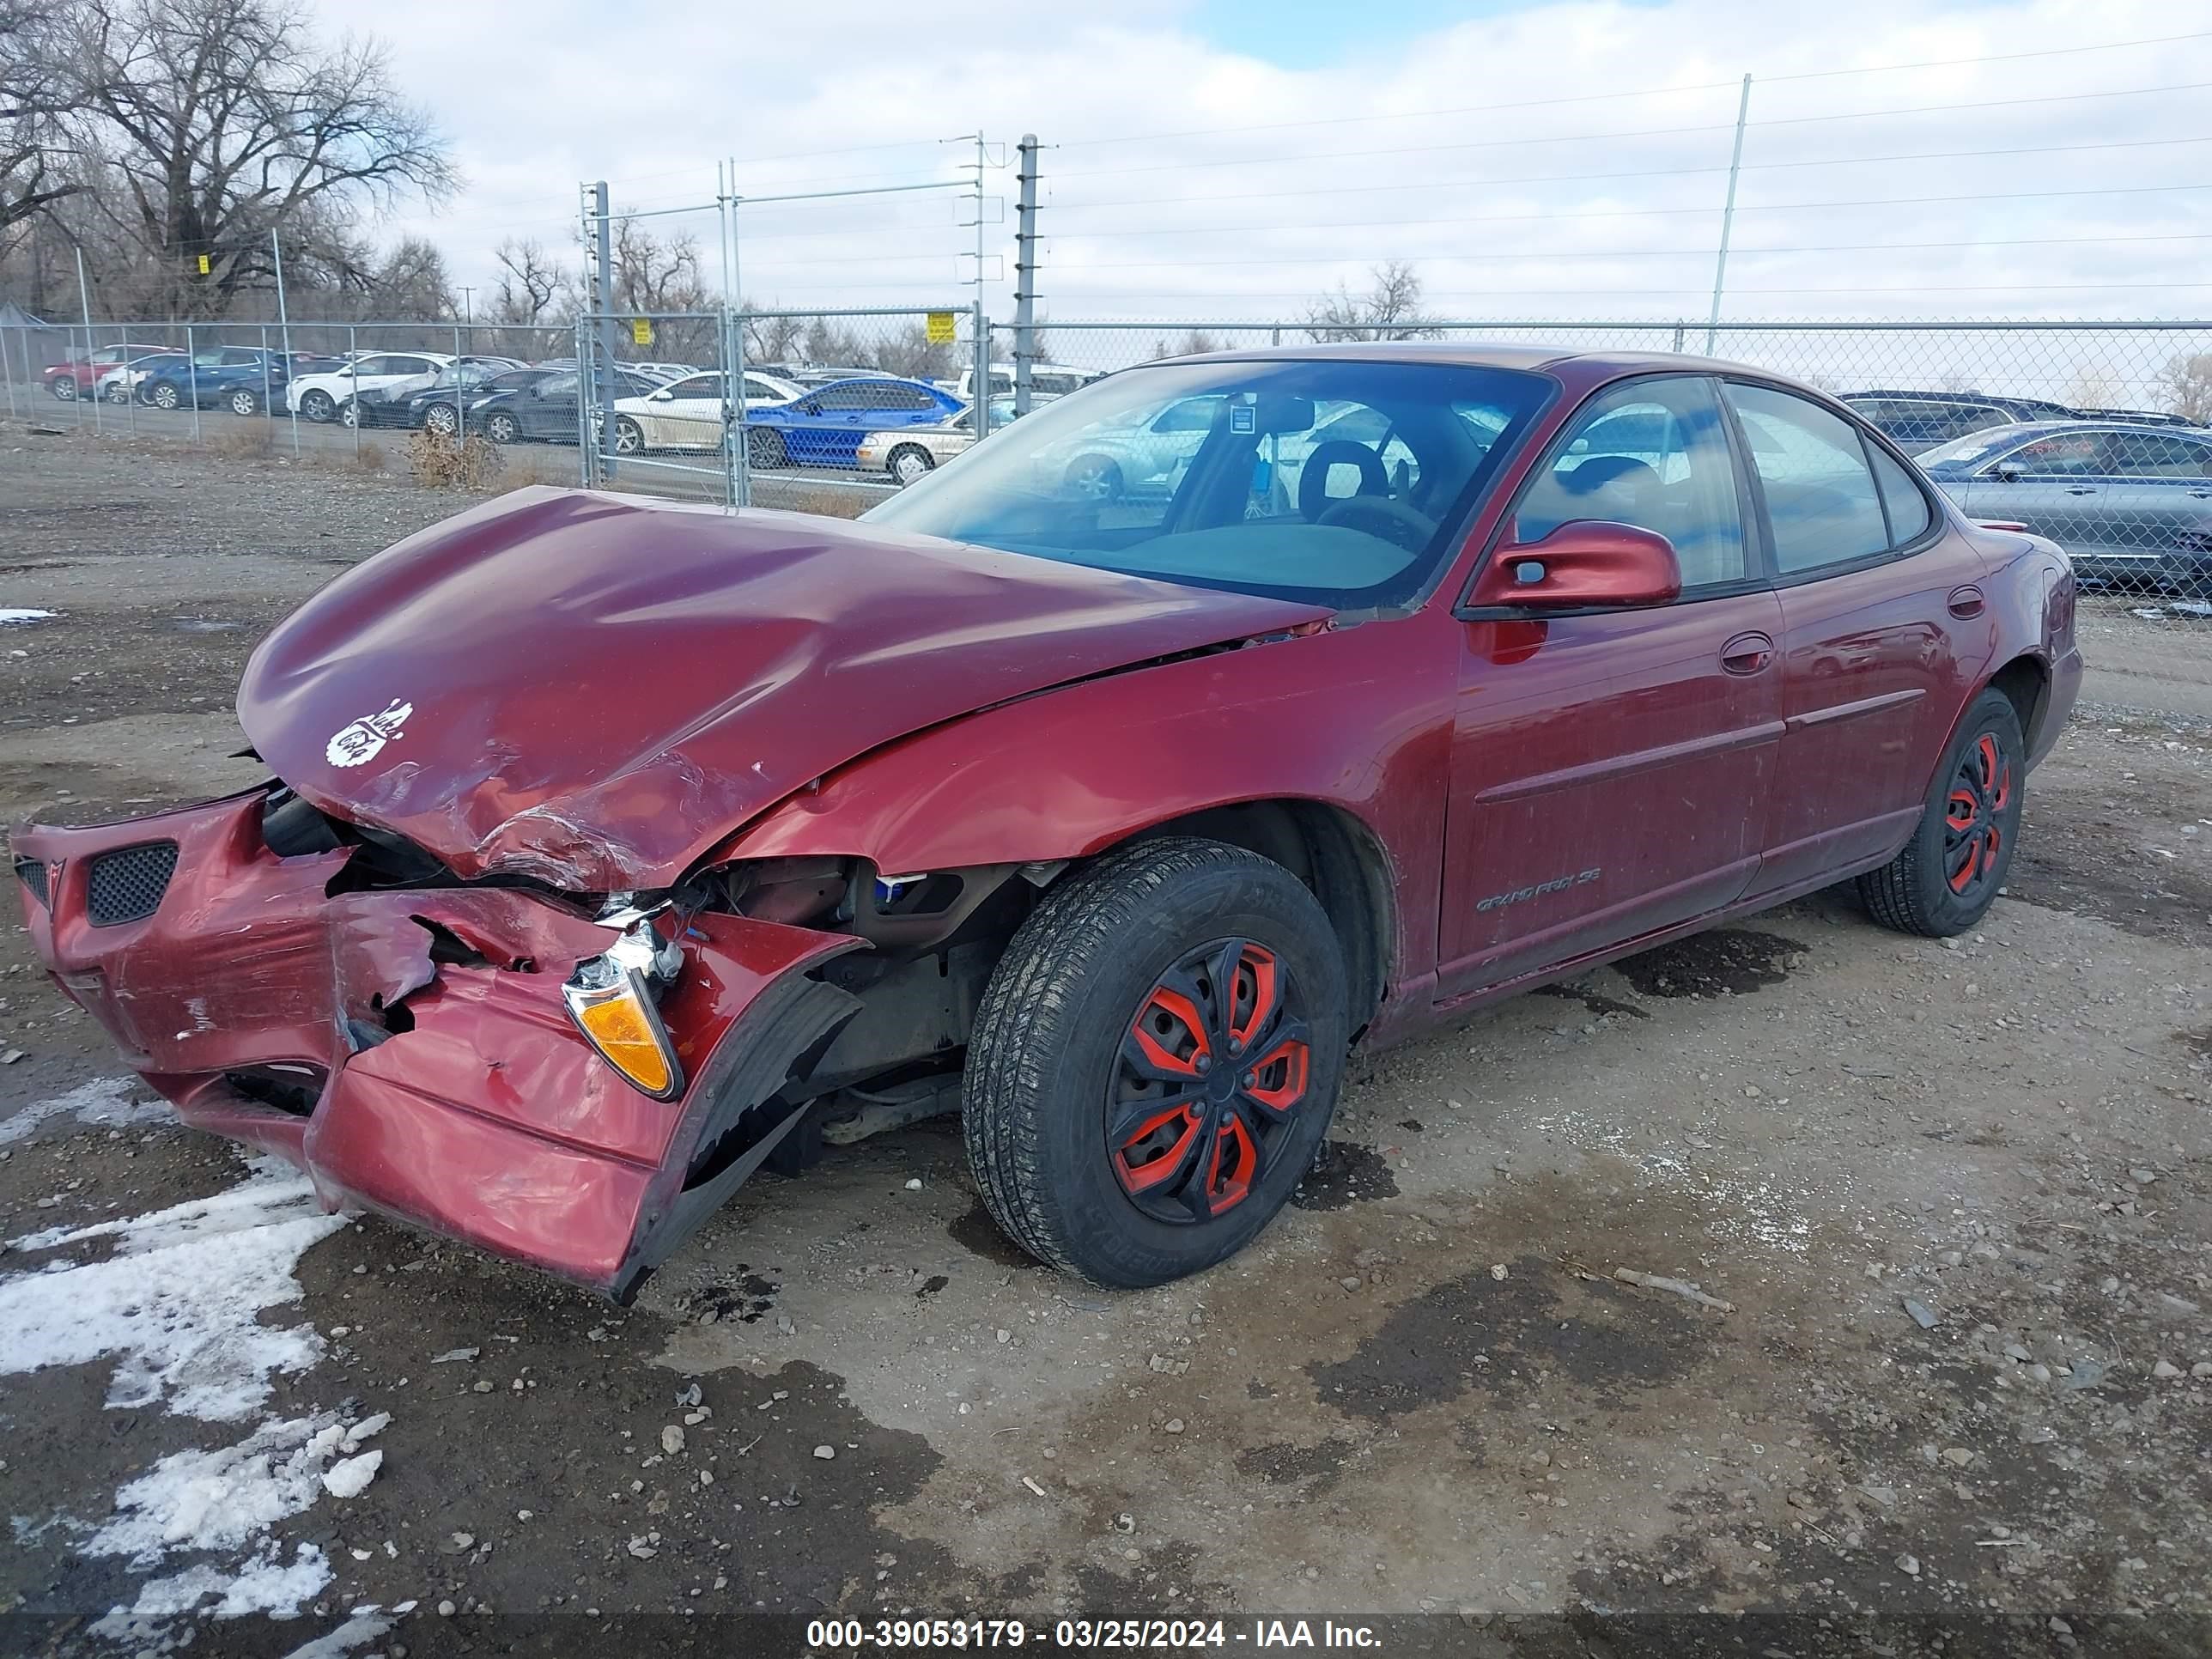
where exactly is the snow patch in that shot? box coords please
[0,1157,344,1419]
[0,1075,170,1145]
[90,1543,333,1637]
[319,1449,382,1499]
[0,607,57,625]
[88,1415,347,1563]
[280,1610,394,1659]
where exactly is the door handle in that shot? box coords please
[1720,631,1774,676]
[2064,485,2097,495]
[1947,584,1985,619]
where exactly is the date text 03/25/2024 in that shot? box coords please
[805,1618,1384,1649]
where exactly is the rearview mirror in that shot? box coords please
[1462,520,1682,612]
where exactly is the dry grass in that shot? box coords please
[404,427,503,490]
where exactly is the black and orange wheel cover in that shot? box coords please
[1942,728,2014,899]
[1109,937,1311,1224]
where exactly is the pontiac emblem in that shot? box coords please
[325,699,413,769]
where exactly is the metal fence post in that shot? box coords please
[592,180,620,483]
[454,323,465,447]
[1705,74,1753,356]
[186,323,200,443]
[1013,133,1039,419]
[2,322,16,419]
[574,318,593,488]
[74,246,97,434]
[350,324,361,460]
[273,228,300,459]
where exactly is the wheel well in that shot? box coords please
[1121,800,1394,1036]
[1987,654,2050,749]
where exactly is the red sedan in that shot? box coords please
[10,345,2081,1297]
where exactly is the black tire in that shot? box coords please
[746,426,786,470]
[613,416,645,455]
[1856,688,2026,938]
[49,378,77,402]
[887,443,934,485]
[423,402,459,436]
[1063,453,1124,502]
[338,398,360,429]
[964,837,1347,1288]
[485,411,521,446]
[149,381,181,410]
[300,388,337,423]
[228,387,262,416]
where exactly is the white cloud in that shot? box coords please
[311,0,2209,326]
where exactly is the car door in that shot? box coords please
[1437,374,1784,997]
[647,373,726,450]
[521,372,580,440]
[1720,381,1988,891]
[2080,428,2212,589]
[1953,428,2119,572]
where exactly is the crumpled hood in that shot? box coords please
[239,486,1328,890]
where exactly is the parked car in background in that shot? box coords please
[134,348,294,414]
[626,362,697,382]
[287,351,453,423]
[608,368,806,454]
[343,356,523,428]
[856,397,1020,483]
[96,350,185,402]
[471,367,663,445]
[397,362,542,432]
[1915,419,2212,592]
[741,376,966,469]
[1840,389,2080,454]
[43,343,173,401]
[948,361,1105,404]
[11,345,2081,1296]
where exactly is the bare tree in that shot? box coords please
[369,235,452,319]
[2159,351,2212,423]
[610,218,708,313]
[52,0,454,313]
[873,321,955,381]
[739,302,808,364]
[1,0,86,236]
[490,236,565,325]
[1304,259,1438,343]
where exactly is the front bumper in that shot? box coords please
[10,791,858,1300]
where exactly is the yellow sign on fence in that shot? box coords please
[925,311,957,345]
[196,253,210,275]
[630,318,654,347]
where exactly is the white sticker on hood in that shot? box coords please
[324,699,412,769]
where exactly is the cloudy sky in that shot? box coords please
[314,0,2211,336]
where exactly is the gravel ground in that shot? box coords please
[3,428,2211,1657]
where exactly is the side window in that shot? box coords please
[1151,397,1224,434]
[386,356,430,376]
[350,356,393,376]
[1724,384,1889,574]
[742,375,787,402]
[667,374,721,400]
[2005,433,2103,476]
[1515,377,1747,590]
[2101,431,2212,479]
[1869,446,1934,544]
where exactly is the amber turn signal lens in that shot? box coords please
[562,965,684,1101]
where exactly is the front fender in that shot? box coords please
[720,615,1459,985]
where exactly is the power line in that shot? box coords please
[1051,82,2212,182]
[1039,182,2212,241]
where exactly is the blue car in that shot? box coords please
[136,348,325,416]
[741,376,964,470]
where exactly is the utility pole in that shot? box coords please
[457,286,475,356]
[72,242,96,434]
[1705,74,1753,356]
[1012,134,1040,420]
[970,132,989,434]
[591,180,618,482]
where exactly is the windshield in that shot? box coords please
[1914,428,2038,477]
[863,358,1551,609]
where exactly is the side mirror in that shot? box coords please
[1990,460,2025,482]
[1463,520,1682,612]
[648,387,672,401]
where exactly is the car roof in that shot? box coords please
[1968,417,2212,440]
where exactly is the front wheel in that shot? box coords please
[1856,688,2026,937]
[888,444,933,485]
[613,416,644,455]
[49,378,77,402]
[422,402,459,436]
[300,389,337,423]
[963,837,1347,1288]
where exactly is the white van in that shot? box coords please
[948,362,1103,403]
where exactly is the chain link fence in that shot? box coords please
[8,311,2210,709]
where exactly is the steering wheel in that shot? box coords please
[1316,493,1438,552]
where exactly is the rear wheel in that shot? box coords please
[228,387,262,416]
[964,837,1346,1288]
[1857,688,2025,937]
[149,381,181,410]
[1063,454,1124,502]
[485,411,521,445]
[747,427,787,470]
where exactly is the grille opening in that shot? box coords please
[224,1064,327,1117]
[86,842,179,927]
[12,857,47,909]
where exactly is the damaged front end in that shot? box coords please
[9,784,869,1302]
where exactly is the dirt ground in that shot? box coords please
[3,428,2211,1657]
